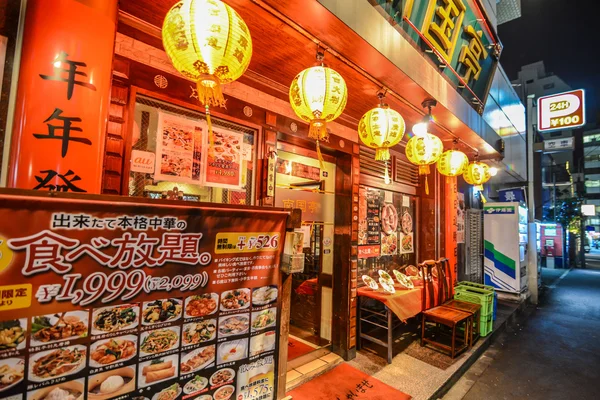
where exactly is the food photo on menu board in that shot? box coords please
[204,127,244,189]
[0,195,288,400]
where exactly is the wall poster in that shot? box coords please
[0,191,287,400]
[155,112,204,184]
[204,127,244,189]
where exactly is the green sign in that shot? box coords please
[373,0,500,113]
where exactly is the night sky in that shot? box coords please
[498,0,599,123]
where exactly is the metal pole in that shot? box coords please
[526,94,539,304]
[552,162,556,221]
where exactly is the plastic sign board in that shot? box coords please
[582,204,596,216]
[543,137,574,152]
[538,89,586,132]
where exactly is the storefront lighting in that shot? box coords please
[405,133,443,195]
[162,0,253,145]
[463,160,491,203]
[289,49,347,168]
[489,166,499,176]
[412,99,436,137]
[437,145,468,177]
[358,90,406,185]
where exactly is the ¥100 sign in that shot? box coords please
[538,89,586,132]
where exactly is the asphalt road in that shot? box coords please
[448,267,600,400]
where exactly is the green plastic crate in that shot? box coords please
[479,313,493,337]
[454,286,494,316]
[455,281,495,292]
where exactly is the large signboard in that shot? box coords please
[372,0,501,112]
[538,89,586,132]
[0,192,287,400]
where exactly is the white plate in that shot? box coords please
[219,289,251,312]
[378,270,394,286]
[250,308,276,332]
[182,320,217,346]
[194,396,213,400]
[0,357,24,393]
[0,319,27,352]
[251,286,278,306]
[361,275,378,290]
[213,384,235,400]
[184,294,219,319]
[30,311,89,346]
[218,315,249,337]
[183,376,209,394]
[91,304,139,335]
[89,334,138,368]
[209,368,235,387]
[378,277,396,294]
[28,345,86,382]
[151,385,182,400]
[180,345,216,374]
[141,298,183,326]
[139,326,180,356]
[217,339,248,365]
[393,270,414,289]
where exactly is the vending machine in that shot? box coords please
[483,202,528,293]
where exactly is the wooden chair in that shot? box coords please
[420,258,480,358]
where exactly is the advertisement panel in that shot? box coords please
[0,192,287,400]
[538,89,586,132]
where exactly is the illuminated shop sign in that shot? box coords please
[537,89,586,132]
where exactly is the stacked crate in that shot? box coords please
[454,282,495,337]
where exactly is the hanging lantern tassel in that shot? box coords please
[309,119,328,170]
[419,165,431,195]
[197,76,226,108]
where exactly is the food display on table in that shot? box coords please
[138,356,178,386]
[0,357,24,392]
[185,294,219,318]
[213,384,235,400]
[251,286,278,307]
[209,368,235,387]
[393,270,414,289]
[92,304,139,334]
[218,315,249,337]
[182,320,217,346]
[251,309,276,332]
[405,265,419,277]
[401,211,413,234]
[31,311,88,345]
[183,375,209,394]
[378,277,396,294]
[0,319,26,351]
[378,270,395,287]
[29,345,86,382]
[142,298,182,325]
[180,345,216,373]
[361,275,379,290]
[29,379,84,400]
[89,335,137,367]
[151,383,181,400]
[220,289,251,312]
[381,203,398,235]
[140,327,180,355]
[88,366,135,400]
[217,339,247,365]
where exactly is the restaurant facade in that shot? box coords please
[0,0,527,399]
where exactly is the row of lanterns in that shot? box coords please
[161,0,494,199]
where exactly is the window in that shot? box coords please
[128,95,256,205]
[586,180,600,187]
[584,134,600,143]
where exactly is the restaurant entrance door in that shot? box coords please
[275,143,335,363]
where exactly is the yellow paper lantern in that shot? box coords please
[405,133,443,194]
[162,0,252,143]
[437,150,468,177]
[463,161,491,202]
[289,66,347,166]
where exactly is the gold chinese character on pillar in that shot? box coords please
[422,0,466,62]
[458,25,489,83]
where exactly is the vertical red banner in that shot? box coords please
[8,0,117,193]
[445,176,458,287]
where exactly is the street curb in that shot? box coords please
[429,300,531,400]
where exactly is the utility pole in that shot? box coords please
[526,94,539,304]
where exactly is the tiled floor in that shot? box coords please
[286,351,344,390]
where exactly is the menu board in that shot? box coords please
[204,127,243,189]
[155,112,204,184]
[365,190,381,245]
[0,193,287,400]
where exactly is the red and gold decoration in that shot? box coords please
[437,149,468,177]
[405,134,443,194]
[463,161,491,203]
[289,60,347,168]
[358,95,406,184]
[162,0,252,144]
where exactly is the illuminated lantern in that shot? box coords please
[289,65,347,167]
[463,161,491,203]
[405,134,443,194]
[437,149,468,177]
[358,103,406,184]
[162,0,252,141]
